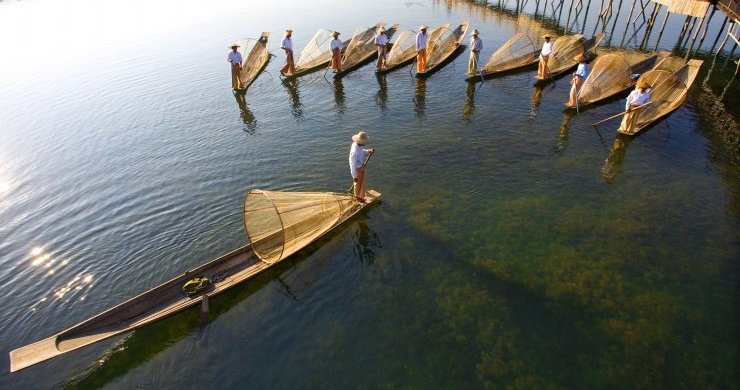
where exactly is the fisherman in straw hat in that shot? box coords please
[280,29,295,75]
[566,52,589,108]
[227,43,243,90]
[416,25,429,72]
[348,131,374,201]
[330,31,343,73]
[537,34,553,80]
[467,28,483,76]
[374,26,390,70]
[618,79,652,134]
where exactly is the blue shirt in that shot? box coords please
[575,63,588,79]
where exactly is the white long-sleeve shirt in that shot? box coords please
[575,63,588,79]
[281,37,292,50]
[416,31,428,50]
[349,143,369,178]
[470,36,482,52]
[330,38,343,51]
[227,51,243,65]
[541,41,553,57]
[374,33,389,46]
[625,89,651,110]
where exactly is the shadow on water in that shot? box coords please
[333,78,345,115]
[375,74,388,110]
[554,111,574,155]
[63,209,381,389]
[233,92,257,134]
[282,78,303,120]
[601,133,634,183]
[413,78,426,118]
[463,82,475,124]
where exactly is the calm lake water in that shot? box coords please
[1,0,738,388]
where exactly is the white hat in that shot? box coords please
[378,26,386,33]
[352,131,370,144]
[229,43,240,48]
[419,24,428,30]
[473,29,479,35]
[285,29,293,34]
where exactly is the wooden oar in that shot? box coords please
[591,101,652,126]
[348,149,375,193]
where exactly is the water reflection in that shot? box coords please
[554,111,574,155]
[530,86,544,118]
[352,218,381,266]
[27,246,95,311]
[282,78,303,119]
[333,78,345,115]
[413,78,426,118]
[375,74,388,110]
[601,133,634,183]
[463,82,475,123]
[233,92,257,134]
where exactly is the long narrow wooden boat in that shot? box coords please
[568,51,668,109]
[465,32,542,82]
[375,29,417,74]
[334,23,398,79]
[416,21,469,78]
[533,32,604,86]
[617,58,702,135]
[235,32,271,93]
[281,29,349,79]
[9,189,382,372]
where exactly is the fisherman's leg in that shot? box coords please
[231,64,240,89]
[354,168,366,200]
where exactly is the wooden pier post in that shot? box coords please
[619,0,639,47]
[680,17,699,50]
[685,15,707,59]
[694,5,718,56]
[607,0,625,45]
[709,16,730,54]
[592,0,606,36]
[639,3,660,50]
[565,0,575,34]
[714,22,734,60]
[581,0,593,33]
[653,9,671,51]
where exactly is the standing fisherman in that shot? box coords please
[416,25,429,72]
[618,79,652,134]
[330,31,343,73]
[227,43,243,90]
[374,26,389,70]
[566,53,588,108]
[467,29,483,76]
[537,34,553,80]
[349,131,374,202]
[280,29,295,75]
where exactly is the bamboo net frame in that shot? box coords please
[236,33,270,88]
[482,32,541,73]
[385,30,417,68]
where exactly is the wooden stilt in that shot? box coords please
[681,17,698,50]
[685,15,707,59]
[714,22,734,60]
[565,0,575,34]
[724,42,738,66]
[709,16,730,54]
[653,10,671,51]
[695,5,718,55]
[619,0,639,47]
[607,0,625,45]
[581,0,593,33]
[592,0,606,36]
[639,4,660,50]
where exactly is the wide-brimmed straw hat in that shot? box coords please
[472,29,479,35]
[637,79,651,89]
[352,131,370,144]
[229,43,240,48]
[285,29,293,34]
[419,24,428,30]
[543,34,551,38]
[378,26,386,33]
[574,53,587,62]
[333,31,340,36]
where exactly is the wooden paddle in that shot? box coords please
[591,102,652,126]
[348,149,375,193]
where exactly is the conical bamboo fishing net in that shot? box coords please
[426,23,467,69]
[295,29,334,72]
[237,34,270,88]
[632,67,688,130]
[342,24,383,69]
[385,30,417,67]
[579,52,655,104]
[483,32,540,73]
[243,190,360,264]
[547,34,585,74]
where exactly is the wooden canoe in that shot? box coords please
[465,32,542,82]
[416,21,469,78]
[334,23,398,79]
[281,29,349,79]
[235,32,271,93]
[617,59,702,135]
[570,51,669,109]
[9,189,381,372]
[375,29,417,74]
[533,33,604,86]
